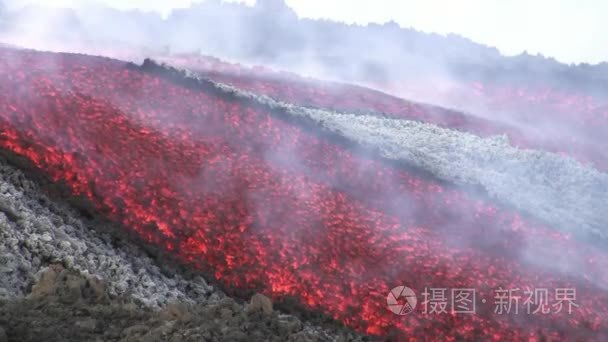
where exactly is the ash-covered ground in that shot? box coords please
[0,154,368,342]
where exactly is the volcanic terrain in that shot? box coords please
[0,46,607,341]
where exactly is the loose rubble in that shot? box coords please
[0,265,364,341]
[0,155,213,307]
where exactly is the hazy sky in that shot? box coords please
[6,0,607,64]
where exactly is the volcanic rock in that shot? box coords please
[0,265,366,341]
[247,293,273,315]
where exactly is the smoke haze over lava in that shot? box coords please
[0,1,606,341]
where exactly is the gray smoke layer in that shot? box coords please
[2,0,606,96]
[178,68,608,243]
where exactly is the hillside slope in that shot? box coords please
[0,47,607,340]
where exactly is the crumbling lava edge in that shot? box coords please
[0,149,370,341]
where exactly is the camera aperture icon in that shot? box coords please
[387,286,417,315]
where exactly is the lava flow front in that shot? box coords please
[1,47,607,340]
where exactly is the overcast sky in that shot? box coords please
[6,0,608,65]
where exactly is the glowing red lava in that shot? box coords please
[1,48,607,340]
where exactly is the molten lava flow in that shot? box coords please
[166,55,608,171]
[1,48,607,340]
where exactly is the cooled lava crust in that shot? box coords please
[1,47,607,340]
